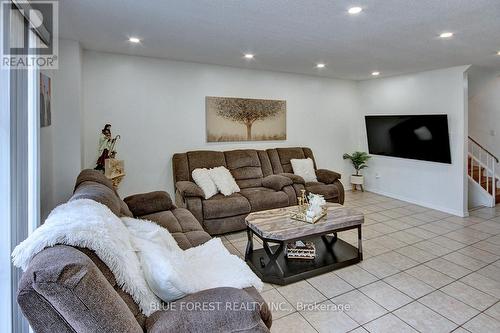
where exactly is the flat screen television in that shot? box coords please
[365,115,452,164]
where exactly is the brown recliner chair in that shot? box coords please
[266,147,345,205]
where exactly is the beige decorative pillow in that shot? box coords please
[291,158,317,183]
[208,166,240,196]
[192,168,218,199]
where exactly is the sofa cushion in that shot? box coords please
[124,191,174,216]
[71,181,122,216]
[187,151,226,179]
[18,245,143,333]
[262,175,293,191]
[145,287,270,333]
[239,187,289,212]
[202,193,251,219]
[141,208,211,249]
[224,150,264,189]
[290,158,318,183]
[305,182,340,200]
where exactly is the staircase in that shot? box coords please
[468,136,499,206]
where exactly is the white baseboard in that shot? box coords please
[364,187,469,218]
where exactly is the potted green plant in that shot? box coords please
[342,151,371,191]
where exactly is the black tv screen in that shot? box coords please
[365,115,451,164]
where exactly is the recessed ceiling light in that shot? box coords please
[371,71,380,76]
[439,32,453,38]
[316,63,326,68]
[348,7,363,15]
[497,51,500,56]
[244,53,254,59]
[128,37,141,43]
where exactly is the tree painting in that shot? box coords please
[206,97,286,142]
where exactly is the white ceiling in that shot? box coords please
[58,0,500,80]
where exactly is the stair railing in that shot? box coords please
[468,136,498,204]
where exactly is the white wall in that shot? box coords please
[468,66,500,167]
[82,51,361,197]
[40,39,83,219]
[357,66,470,216]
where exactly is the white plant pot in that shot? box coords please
[351,175,364,185]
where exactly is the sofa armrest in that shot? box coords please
[316,169,341,184]
[279,173,305,185]
[146,287,270,332]
[124,191,174,216]
[176,181,205,198]
[262,175,293,191]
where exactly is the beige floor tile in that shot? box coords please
[376,251,419,270]
[359,281,412,311]
[419,222,451,235]
[394,301,457,333]
[271,312,316,333]
[463,313,500,333]
[381,219,413,231]
[441,281,498,311]
[332,290,387,325]
[301,300,358,333]
[277,280,326,309]
[412,213,442,223]
[458,246,500,263]
[335,265,378,288]
[398,215,428,226]
[414,240,454,256]
[442,252,488,270]
[429,235,466,250]
[419,290,479,325]
[472,240,500,255]
[390,230,423,244]
[366,223,398,234]
[468,221,500,235]
[444,228,491,244]
[477,264,500,282]
[424,258,472,279]
[363,313,418,333]
[365,213,393,222]
[405,265,454,289]
[225,231,247,242]
[460,273,500,298]
[307,272,354,298]
[260,289,295,319]
[358,257,400,279]
[349,327,368,333]
[405,227,438,239]
[384,272,434,299]
[371,235,407,250]
[362,239,391,256]
[395,245,437,263]
[485,302,500,320]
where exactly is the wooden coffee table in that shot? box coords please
[245,203,364,285]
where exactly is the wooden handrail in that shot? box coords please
[468,136,499,163]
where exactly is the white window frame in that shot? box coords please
[1,2,40,332]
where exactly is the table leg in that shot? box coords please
[245,228,254,261]
[262,240,285,276]
[321,233,338,249]
[357,226,363,261]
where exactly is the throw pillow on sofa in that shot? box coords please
[291,158,318,183]
[208,166,240,196]
[192,168,218,199]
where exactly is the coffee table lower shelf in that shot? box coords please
[245,235,361,285]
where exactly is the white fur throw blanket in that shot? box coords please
[12,199,263,316]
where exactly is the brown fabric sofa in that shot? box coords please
[17,170,272,333]
[173,147,344,235]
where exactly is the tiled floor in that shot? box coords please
[221,191,500,333]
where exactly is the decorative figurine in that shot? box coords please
[95,124,120,171]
